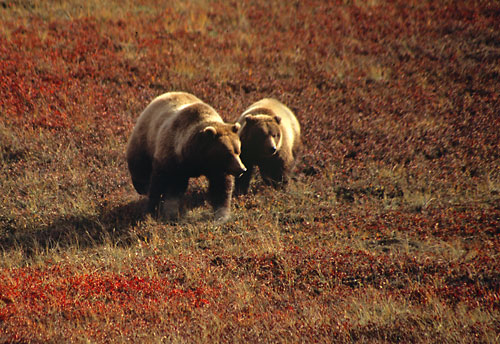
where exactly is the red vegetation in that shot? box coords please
[1,256,216,342]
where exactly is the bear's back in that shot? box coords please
[144,92,206,133]
[242,99,299,129]
[127,92,224,169]
[139,93,220,152]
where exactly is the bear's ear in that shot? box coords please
[202,126,217,137]
[274,116,282,124]
[232,123,241,133]
[244,115,257,124]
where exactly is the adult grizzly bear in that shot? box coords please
[126,92,246,222]
[234,98,301,195]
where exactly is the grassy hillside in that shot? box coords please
[1,0,499,342]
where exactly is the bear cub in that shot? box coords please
[235,98,301,195]
[126,92,246,222]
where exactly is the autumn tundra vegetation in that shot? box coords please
[0,0,499,343]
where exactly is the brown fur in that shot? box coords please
[126,92,246,222]
[235,98,301,194]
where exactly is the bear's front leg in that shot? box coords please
[148,166,188,220]
[208,174,234,223]
[234,164,254,195]
[259,157,288,189]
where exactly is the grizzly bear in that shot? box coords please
[234,98,301,195]
[126,92,246,222]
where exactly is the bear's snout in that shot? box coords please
[235,163,247,177]
[265,137,278,156]
[230,156,247,177]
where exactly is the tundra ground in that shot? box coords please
[1,1,499,343]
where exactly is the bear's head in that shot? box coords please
[239,114,282,157]
[189,123,246,177]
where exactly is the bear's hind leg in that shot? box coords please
[128,153,153,195]
[208,174,234,223]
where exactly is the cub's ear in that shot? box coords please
[274,116,282,124]
[202,126,217,137]
[244,115,257,124]
[232,123,241,133]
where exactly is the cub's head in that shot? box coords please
[192,122,246,177]
[239,114,282,157]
